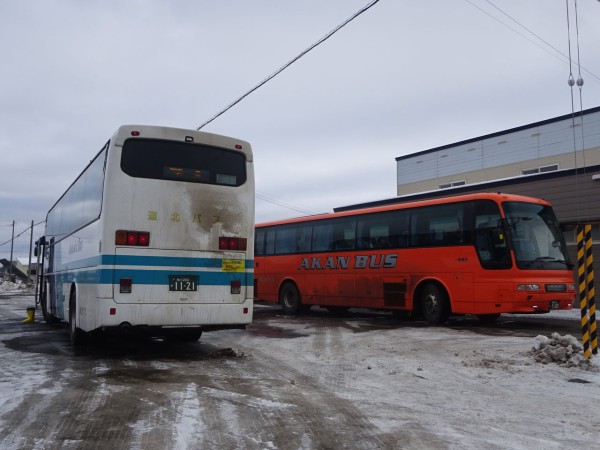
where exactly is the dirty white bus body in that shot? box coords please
[36,125,254,344]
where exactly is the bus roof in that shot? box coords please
[113,125,253,162]
[255,192,551,228]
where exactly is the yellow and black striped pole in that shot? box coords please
[584,225,598,355]
[576,225,591,359]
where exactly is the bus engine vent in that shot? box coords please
[383,283,407,307]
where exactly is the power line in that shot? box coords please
[256,192,323,216]
[196,0,381,130]
[0,220,45,248]
[465,0,600,83]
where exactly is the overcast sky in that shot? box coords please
[2,0,600,260]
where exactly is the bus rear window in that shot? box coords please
[121,138,246,186]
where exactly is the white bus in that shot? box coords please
[36,125,254,344]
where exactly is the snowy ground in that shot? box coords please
[1,283,599,449]
[245,306,600,449]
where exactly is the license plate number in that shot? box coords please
[169,276,198,291]
[549,300,560,310]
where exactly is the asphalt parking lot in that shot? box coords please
[1,292,598,450]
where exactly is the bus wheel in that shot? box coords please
[280,282,302,315]
[420,284,450,325]
[69,290,86,346]
[477,314,500,324]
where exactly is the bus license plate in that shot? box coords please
[549,300,560,310]
[169,276,198,292]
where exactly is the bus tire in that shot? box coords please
[69,289,86,346]
[279,282,302,315]
[420,283,450,325]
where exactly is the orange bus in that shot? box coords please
[254,192,576,324]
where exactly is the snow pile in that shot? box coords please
[530,332,596,369]
[0,280,29,293]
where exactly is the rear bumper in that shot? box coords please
[86,297,253,332]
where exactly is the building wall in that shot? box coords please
[396,107,600,196]
[399,149,600,196]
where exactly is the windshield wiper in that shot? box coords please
[524,257,572,268]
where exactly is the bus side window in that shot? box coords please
[356,217,371,249]
[295,225,312,253]
[255,229,265,256]
[412,217,431,246]
[265,229,275,255]
[356,210,409,249]
[275,227,297,254]
[329,218,355,251]
[388,210,409,248]
[313,222,334,252]
[411,203,465,247]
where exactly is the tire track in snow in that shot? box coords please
[225,340,394,450]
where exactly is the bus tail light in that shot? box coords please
[116,230,150,246]
[219,237,247,251]
[120,278,132,294]
[231,280,241,294]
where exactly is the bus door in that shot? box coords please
[46,237,57,316]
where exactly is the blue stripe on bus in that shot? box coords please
[50,268,253,286]
[106,255,227,268]
[105,269,251,286]
[47,254,254,287]
[52,254,254,272]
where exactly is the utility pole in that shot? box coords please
[28,220,34,283]
[9,220,14,281]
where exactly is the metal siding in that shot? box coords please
[397,109,600,188]
[397,153,437,184]
[438,144,482,177]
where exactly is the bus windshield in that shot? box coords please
[503,201,571,270]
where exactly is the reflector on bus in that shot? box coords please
[231,280,241,294]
